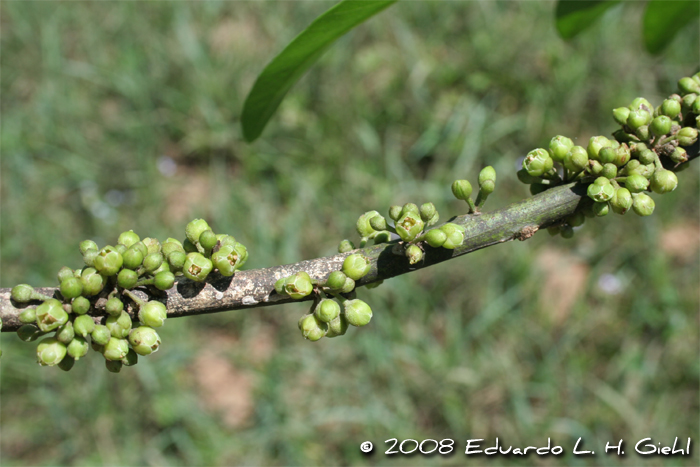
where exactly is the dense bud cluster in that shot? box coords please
[520,73,699,237]
[9,220,247,371]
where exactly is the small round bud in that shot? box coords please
[549,135,575,162]
[342,254,371,281]
[601,163,617,179]
[274,277,286,294]
[395,212,424,242]
[612,107,631,126]
[439,223,465,249]
[341,277,356,294]
[19,307,37,324]
[610,187,633,215]
[626,109,651,131]
[587,177,615,202]
[356,211,381,238]
[162,239,185,257]
[592,202,609,217]
[629,97,653,113]
[424,229,447,248]
[598,147,616,165]
[298,314,327,341]
[106,310,132,339]
[405,244,424,265]
[79,240,98,255]
[11,284,37,303]
[419,203,437,222]
[117,269,139,289]
[337,239,355,254]
[103,337,129,361]
[635,125,650,141]
[400,203,420,217]
[67,336,89,360]
[129,326,162,356]
[650,169,678,194]
[325,271,348,290]
[559,224,574,239]
[326,314,349,338]
[185,219,210,245]
[343,299,372,327]
[625,173,650,193]
[283,272,314,299]
[168,251,187,272]
[632,193,655,216]
[56,321,75,344]
[677,127,698,146]
[388,205,402,221]
[91,324,111,346]
[118,230,140,248]
[563,146,588,172]
[142,237,161,255]
[36,338,67,366]
[151,260,171,276]
[587,136,612,161]
[93,246,123,276]
[139,301,167,328]
[73,315,96,337]
[451,180,473,200]
[57,266,74,284]
[373,231,392,244]
[35,299,69,332]
[196,230,216,251]
[478,166,497,186]
[122,248,144,270]
[183,253,213,282]
[143,252,164,273]
[522,149,553,177]
[315,299,340,323]
[105,360,123,373]
[59,277,83,300]
[661,99,681,119]
[71,296,91,315]
[679,77,700,95]
[105,297,124,317]
[369,215,388,232]
[650,116,672,136]
[114,244,127,255]
[588,160,603,176]
[670,147,688,164]
[154,271,176,290]
[638,148,656,165]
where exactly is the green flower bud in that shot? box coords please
[151,260,171,276]
[139,301,167,328]
[91,324,111,346]
[369,215,388,232]
[635,125,650,141]
[105,310,132,339]
[11,284,49,303]
[198,230,217,251]
[315,299,340,323]
[72,296,91,316]
[183,238,198,254]
[679,77,700,95]
[451,180,473,200]
[588,160,603,176]
[547,136,574,163]
[522,148,553,177]
[154,271,175,290]
[168,251,187,272]
[183,252,213,282]
[56,321,75,344]
[424,228,447,248]
[632,193,655,216]
[356,211,380,238]
[94,246,123,277]
[36,338,67,366]
[129,326,161,356]
[342,254,371,281]
[625,173,650,193]
[597,147,616,165]
[215,234,237,249]
[650,116,672,136]
[343,299,372,327]
[118,230,140,248]
[326,314,349,338]
[396,212,424,242]
[59,277,83,300]
[17,324,43,342]
[439,223,465,249]
[186,218,211,246]
[587,177,615,202]
[661,99,681,119]
[670,147,688,164]
[478,165,497,186]
[57,356,75,372]
[638,148,656,165]
[103,337,129,361]
[566,212,585,227]
[400,203,420,217]
[516,169,540,184]
[341,277,356,294]
[626,108,650,131]
[80,248,96,268]
[650,169,678,194]
[298,314,327,341]
[283,271,314,299]
[635,163,655,179]
[122,348,138,367]
[610,187,633,215]
[162,239,185,257]
[142,237,162,255]
[325,271,348,290]
[117,269,138,289]
[57,266,74,284]
[388,205,403,221]
[114,244,127,255]
[19,307,37,324]
[104,297,123,316]
[563,146,589,172]
[130,241,148,258]
[36,299,69,332]
[629,97,653,113]
[405,244,424,265]
[592,202,609,217]
[479,180,495,197]
[67,336,89,360]
[73,315,96,337]
[143,252,164,273]
[122,248,144,270]
[677,127,698,146]
[79,240,98,255]
[601,163,618,179]
[337,239,355,254]
[612,107,631,126]
[559,224,574,239]
[587,136,612,161]
[274,277,286,294]
[612,129,635,143]
[105,359,123,373]
[373,231,392,244]
[419,203,437,223]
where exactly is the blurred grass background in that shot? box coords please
[1,2,698,466]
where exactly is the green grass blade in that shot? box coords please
[241,0,397,142]
[555,0,620,39]
[643,0,699,54]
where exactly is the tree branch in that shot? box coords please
[2,142,697,332]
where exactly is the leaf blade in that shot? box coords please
[241,0,397,142]
[555,0,620,39]
[643,0,700,55]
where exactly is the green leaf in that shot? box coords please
[555,0,620,39]
[241,0,397,142]
[643,0,700,55]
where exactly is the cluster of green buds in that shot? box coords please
[9,219,248,372]
[518,73,699,237]
[451,166,497,214]
[275,253,373,341]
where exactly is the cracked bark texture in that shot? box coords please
[1,142,697,332]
